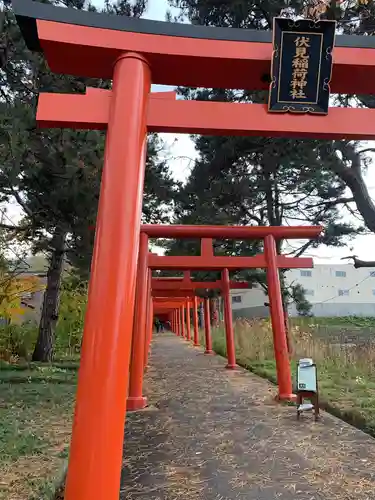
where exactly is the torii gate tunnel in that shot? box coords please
[151,270,250,347]
[128,227,322,420]
[13,1,374,498]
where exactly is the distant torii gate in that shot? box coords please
[152,273,250,351]
[151,270,251,343]
[13,1,369,498]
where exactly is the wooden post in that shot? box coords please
[264,235,294,400]
[222,268,236,369]
[127,233,149,410]
[65,53,151,500]
[204,297,213,354]
[193,296,200,346]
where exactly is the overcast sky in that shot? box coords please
[5,0,375,264]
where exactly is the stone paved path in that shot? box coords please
[120,333,375,499]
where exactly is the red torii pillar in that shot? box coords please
[222,268,236,369]
[186,300,191,341]
[144,271,153,370]
[127,232,149,411]
[200,238,236,366]
[174,310,178,335]
[172,311,177,333]
[65,55,150,500]
[180,305,185,338]
[177,309,181,336]
[204,297,213,355]
[264,235,291,399]
[192,296,200,346]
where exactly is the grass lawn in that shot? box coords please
[206,320,375,437]
[0,361,78,500]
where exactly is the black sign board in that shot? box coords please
[268,18,336,114]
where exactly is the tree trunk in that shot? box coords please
[32,228,66,362]
[334,167,375,233]
[329,142,375,233]
[343,257,375,268]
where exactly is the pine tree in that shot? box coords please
[167,0,375,252]
[163,0,370,313]
[0,0,176,360]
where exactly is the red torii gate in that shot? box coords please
[127,227,322,417]
[152,271,250,340]
[131,225,321,403]
[12,1,370,499]
[151,272,251,349]
[153,292,210,353]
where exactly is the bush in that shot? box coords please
[55,282,88,357]
[0,322,38,361]
[0,279,88,361]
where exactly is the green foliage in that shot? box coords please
[55,278,88,355]
[0,275,88,361]
[168,0,375,34]
[162,13,364,293]
[1,0,176,269]
[1,0,178,359]
[292,315,375,328]
[290,283,313,317]
[0,323,38,361]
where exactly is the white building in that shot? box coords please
[230,264,375,318]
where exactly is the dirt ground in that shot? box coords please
[120,333,375,499]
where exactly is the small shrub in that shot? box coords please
[55,283,87,357]
[0,323,38,361]
[0,279,88,361]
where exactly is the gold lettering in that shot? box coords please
[293,70,308,80]
[295,36,310,48]
[290,89,307,99]
[294,46,309,59]
[289,34,310,99]
[292,58,309,70]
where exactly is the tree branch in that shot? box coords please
[357,148,375,156]
[341,256,375,268]
[293,240,315,258]
[0,222,30,232]
[327,142,375,233]
[305,197,355,209]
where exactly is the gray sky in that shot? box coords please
[5,0,375,263]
